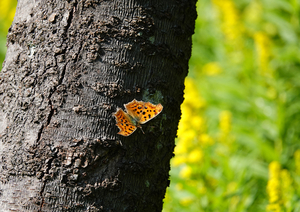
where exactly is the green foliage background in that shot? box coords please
[163,0,300,212]
[1,1,300,211]
[0,0,17,69]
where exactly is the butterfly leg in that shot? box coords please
[137,124,145,134]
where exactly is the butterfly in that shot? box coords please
[114,99,163,136]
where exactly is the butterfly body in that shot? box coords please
[114,99,163,136]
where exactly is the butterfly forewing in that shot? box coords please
[139,102,163,124]
[114,108,137,136]
[125,99,163,124]
[114,99,163,136]
[124,99,145,121]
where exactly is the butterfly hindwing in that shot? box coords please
[114,108,137,136]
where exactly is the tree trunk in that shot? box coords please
[0,0,196,211]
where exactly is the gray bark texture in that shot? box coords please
[0,0,197,211]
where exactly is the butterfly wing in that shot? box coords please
[124,99,145,121]
[114,108,137,136]
[125,99,163,124]
[139,102,163,124]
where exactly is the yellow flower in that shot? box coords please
[184,78,206,109]
[172,156,187,167]
[212,0,243,42]
[174,143,188,155]
[177,104,192,135]
[180,104,192,122]
[177,100,204,138]
[266,204,281,212]
[267,178,280,203]
[0,0,11,18]
[199,134,214,146]
[0,0,16,31]
[254,32,272,76]
[177,78,206,138]
[188,149,203,163]
[280,169,293,210]
[267,161,281,211]
[191,116,204,132]
[179,165,193,179]
[180,197,193,206]
[219,110,232,135]
[202,62,222,76]
[176,129,196,154]
[269,161,281,179]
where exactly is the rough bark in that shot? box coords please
[0,0,197,211]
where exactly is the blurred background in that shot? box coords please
[1,0,300,211]
[0,0,16,69]
[163,0,300,211]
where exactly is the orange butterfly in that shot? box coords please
[114,99,163,136]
